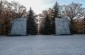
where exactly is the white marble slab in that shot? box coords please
[55,18,70,35]
[11,18,27,35]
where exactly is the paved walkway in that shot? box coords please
[0,35,85,55]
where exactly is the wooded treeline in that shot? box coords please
[39,2,85,34]
[0,0,37,35]
[0,0,85,35]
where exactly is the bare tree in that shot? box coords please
[65,2,82,18]
[0,0,27,35]
[65,2,83,33]
[10,1,26,18]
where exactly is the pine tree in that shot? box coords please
[51,1,59,34]
[53,1,59,18]
[43,14,51,35]
[27,7,37,35]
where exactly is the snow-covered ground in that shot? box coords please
[0,35,85,55]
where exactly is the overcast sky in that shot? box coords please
[7,0,85,14]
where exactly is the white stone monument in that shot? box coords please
[11,18,27,35]
[55,17,70,35]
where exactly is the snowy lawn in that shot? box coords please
[0,35,85,55]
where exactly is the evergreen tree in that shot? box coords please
[27,7,37,35]
[51,1,59,34]
[53,1,59,18]
[43,14,51,35]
